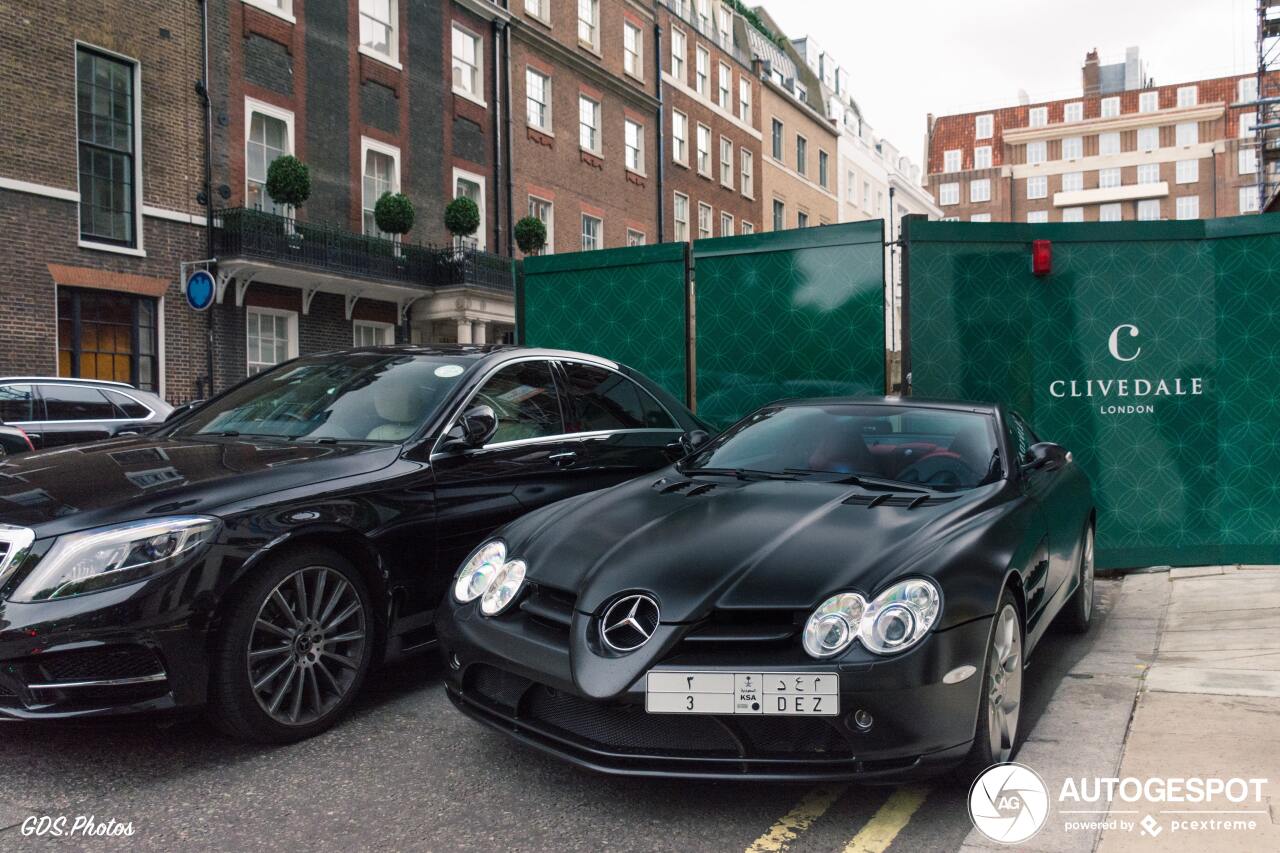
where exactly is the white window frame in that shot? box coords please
[1062,136,1083,160]
[1137,199,1161,221]
[740,147,754,198]
[1175,195,1200,220]
[626,228,646,246]
[741,220,754,234]
[943,149,961,173]
[578,94,601,154]
[1063,102,1083,123]
[1136,126,1158,152]
[578,0,600,50]
[697,201,713,239]
[672,109,689,165]
[451,22,483,105]
[1240,146,1258,174]
[524,0,549,24]
[1098,167,1121,189]
[1027,210,1049,223]
[1101,97,1120,118]
[1175,122,1198,147]
[353,320,394,347]
[670,28,686,82]
[673,192,690,241]
[738,76,751,122]
[717,61,731,110]
[1062,171,1083,192]
[1099,203,1122,222]
[939,182,959,206]
[452,166,487,250]
[719,135,733,187]
[1028,106,1047,127]
[360,0,400,69]
[75,41,146,257]
[242,0,295,24]
[623,20,643,79]
[244,97,295,217]
[1176,86,1198,108]
[1027,175,1047,200]
[1138,91,1158,113]
[1175,159,1199,184]
[975,113,993,139]
[1240,111,1258,139]
[527,195,554,254]
[580,213,602,250]
[1062,207,1084,222]
[974,146,992,169]
[1099,131,1121,156]
[1137,163,1160,185]
[1026,140,1046,165]
[970,178,991,203]
[525,67,552,132]
[624,118,645,174]
[1239,77,1259,104]
[1240,186,1260,213]
[696,122,712,176]
[246,306,298,376]
[695,44,710,97]
[360,136,401,238]
[719,211,734,236]
[970,213,991,222]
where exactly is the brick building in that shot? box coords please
[508,0,661,255]
[926,48,1271,224]
[0,2,209,403]
[657,0,762,240]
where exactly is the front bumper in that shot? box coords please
[438,601,993,781]
[0,558,219,721]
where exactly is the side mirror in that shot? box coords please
[444,404,498,450]
[1025,442,1071,472]
[680,429,711,454]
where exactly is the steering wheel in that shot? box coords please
[897,454,980,488]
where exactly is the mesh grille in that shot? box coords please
[27,646,164,683]
[733,716,853,756]
[467,665,533,711]
[524,687,739,754]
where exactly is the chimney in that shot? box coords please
[1083,48,1101,96]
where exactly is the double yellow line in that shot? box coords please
[745,785,930,853]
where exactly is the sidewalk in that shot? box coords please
[1097,565,1280,853]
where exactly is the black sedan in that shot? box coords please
[0,346,707,741]
[438,398,1095,781]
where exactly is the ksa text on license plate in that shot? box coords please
[645,671,838,716]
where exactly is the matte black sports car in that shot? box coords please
[0,346,707,741]
[438,398,1095,781]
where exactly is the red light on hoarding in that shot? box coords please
[1032,240,1052,277]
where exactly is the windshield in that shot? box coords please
[172,353,474,442]
[683,404,1000,490]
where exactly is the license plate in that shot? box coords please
[645,671,839,716]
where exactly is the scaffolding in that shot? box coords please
[1257,0,1280,210]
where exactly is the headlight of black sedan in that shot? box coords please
[11,516,219,602]
[803,579,941,658]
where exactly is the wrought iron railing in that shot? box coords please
[212,207,514,293]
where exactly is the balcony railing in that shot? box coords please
[212,207,514,293]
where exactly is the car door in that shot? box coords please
[0,384,40,447]
[34,384,118,448]
[430,358,587,589]
[102,389,157,436]
[1013,411,1080,601]
[1005,411,1054,626]
[556,360,687,492]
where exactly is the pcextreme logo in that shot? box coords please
[968,762,1050,844]
[1047,323,1205,415]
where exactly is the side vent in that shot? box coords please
[842,494,959,509]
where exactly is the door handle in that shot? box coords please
[549,450,578,467]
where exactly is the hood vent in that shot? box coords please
[842,493,959,509]
[652,478,722,497]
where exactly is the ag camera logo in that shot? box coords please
[968,762,1050,844]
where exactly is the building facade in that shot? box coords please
[658,0,762,240]
[927,50,1269,223]
[0,2,210,403]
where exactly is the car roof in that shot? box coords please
[0,376,138,389]
[772,395,998,415]
[304,344,622,370]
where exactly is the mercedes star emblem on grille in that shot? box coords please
[600,594,660,653]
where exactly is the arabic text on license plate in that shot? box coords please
[645,671,838,716]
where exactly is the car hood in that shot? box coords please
[0,434,400,536]
[505,469,1000,623]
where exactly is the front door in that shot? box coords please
[431,359,586,595]
[33,384,118,448]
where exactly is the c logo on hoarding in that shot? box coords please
[1108,324,1141,362]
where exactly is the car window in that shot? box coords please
[39,385,116,421]
[0,384,35,421]
[471,361,565,444]
[1006,413,1034,463]
[105,390,152,419]
[560,362,677,432]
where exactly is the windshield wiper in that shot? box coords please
[782,469,936,493]
[684,467,797,481]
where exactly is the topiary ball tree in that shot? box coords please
[514,215,547,255]
[374,192,415,236]
[265,155,311,210]
[444,196,481,241]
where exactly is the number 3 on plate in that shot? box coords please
[686,695,694,711]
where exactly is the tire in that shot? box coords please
[207,546,375,743]
[959,589,1024,779]
[1059,522,1095,634]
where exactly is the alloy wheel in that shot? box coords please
[1081,527,1095,620]
[986,603,1022,763]
[247,566,367,726]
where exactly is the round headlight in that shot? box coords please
[858,579,941,655]
[480,559,526,615]
[453,540,506,603]
[802,592,866,658]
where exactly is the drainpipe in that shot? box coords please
[654,20,666,242]
[197,0,216,399]
[503,16,515,257]
[492,18,506,256]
